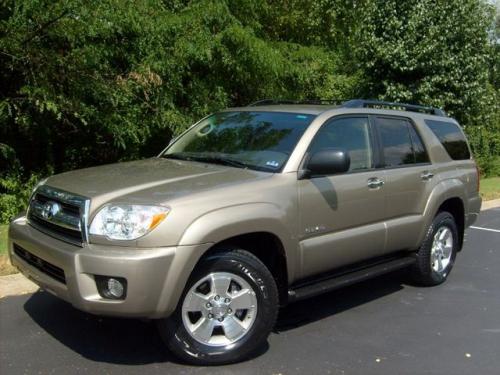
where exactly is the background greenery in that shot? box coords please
[1,0,500,224]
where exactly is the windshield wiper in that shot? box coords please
[189,155,250,169]
[162,153,188,161]
[163,153,247,168]
[163,153,274,172]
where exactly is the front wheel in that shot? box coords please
[411,211,459,286]
[157,249,279,365]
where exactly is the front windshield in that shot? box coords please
[161,111,315,172]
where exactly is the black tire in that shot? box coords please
[157,249,279,365]
[411,211,459,286]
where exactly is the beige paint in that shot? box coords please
[8,105,482,318]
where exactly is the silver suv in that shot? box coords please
[9,99,482,365]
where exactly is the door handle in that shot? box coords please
[367,177,385,189]
[421,171,434,181]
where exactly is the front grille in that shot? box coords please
[29,215,82,243]
[34,193,81,216]
[27,185,89,247]
[13,244,66,284]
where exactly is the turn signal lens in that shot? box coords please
[150,212,168,230]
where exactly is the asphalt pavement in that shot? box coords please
[1,208,500,375]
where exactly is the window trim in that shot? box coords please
[372,115,432,170]
[300,114,377,177]
[407,120,431,165]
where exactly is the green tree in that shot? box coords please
[0,0,498,223]
[354,0,499,174]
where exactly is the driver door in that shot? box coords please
[298,116,387,279]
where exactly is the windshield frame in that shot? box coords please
[158,110,317,173]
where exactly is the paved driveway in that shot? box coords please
[1,208,500,375]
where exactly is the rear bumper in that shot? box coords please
[466,195,482,227]
[8,216,211,318]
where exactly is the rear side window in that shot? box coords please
[376,117,428,167]
[425,120,471,160]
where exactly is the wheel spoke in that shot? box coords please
[430,251,437,268]
[210,274,232,296]
[439,228,449,241]
[191,317,216,342]
[230,289,254,310]
[222,316,247,341]
[184,292,209,312]
[443,244,453,258]
[436,256,444,272]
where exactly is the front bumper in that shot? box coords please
[8,216,211,318]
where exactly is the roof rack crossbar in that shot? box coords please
[341,99,446,117]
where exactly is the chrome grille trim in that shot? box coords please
[27,185,90,247]
[30,199,82,231]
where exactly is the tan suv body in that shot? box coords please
[8,100,482,364]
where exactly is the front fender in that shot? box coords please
[179,203,299,281]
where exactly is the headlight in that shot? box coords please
[89,205,169,240]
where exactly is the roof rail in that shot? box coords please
[342,99,446,117]
[247,98,446,117]
[248,99,344,106]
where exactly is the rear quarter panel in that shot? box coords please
[412,115,481,246]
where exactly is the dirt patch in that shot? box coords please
[0,254,18,276]
[0,273,39,298]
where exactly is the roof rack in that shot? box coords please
[248,99,344,106]
[342,99,446,117]
[247,98,446,117]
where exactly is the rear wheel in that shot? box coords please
[157,249,279,365]
[412,211,459,286]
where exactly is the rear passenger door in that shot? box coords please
[374,116,438,253]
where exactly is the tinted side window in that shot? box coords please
[376,117,414,167]
[309,117,373,171]
[425,120,471,160]
[408,125,430,163]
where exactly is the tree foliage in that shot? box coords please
[0,0,499,222]
[354,0,500,175]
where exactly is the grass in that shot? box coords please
[0,224,17,276]
[0,224,7,255]
[480,177,500,201]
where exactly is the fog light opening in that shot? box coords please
[95,275,127,300]
[107,278,124,298]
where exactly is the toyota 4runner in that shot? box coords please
[8,99,482,365]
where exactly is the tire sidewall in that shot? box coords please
[159,250,278,365]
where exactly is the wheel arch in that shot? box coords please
[418,179,466,250]
[202,231,289,306]
[437,197,465,250]
[174,203,297,308]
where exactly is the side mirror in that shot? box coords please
[304,148,350,178]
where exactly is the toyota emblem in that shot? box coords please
[41,201,61,220]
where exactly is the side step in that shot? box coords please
[288,256,416,303]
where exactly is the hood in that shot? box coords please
[45,158,271,210]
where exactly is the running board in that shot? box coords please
[288,256,416,303]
